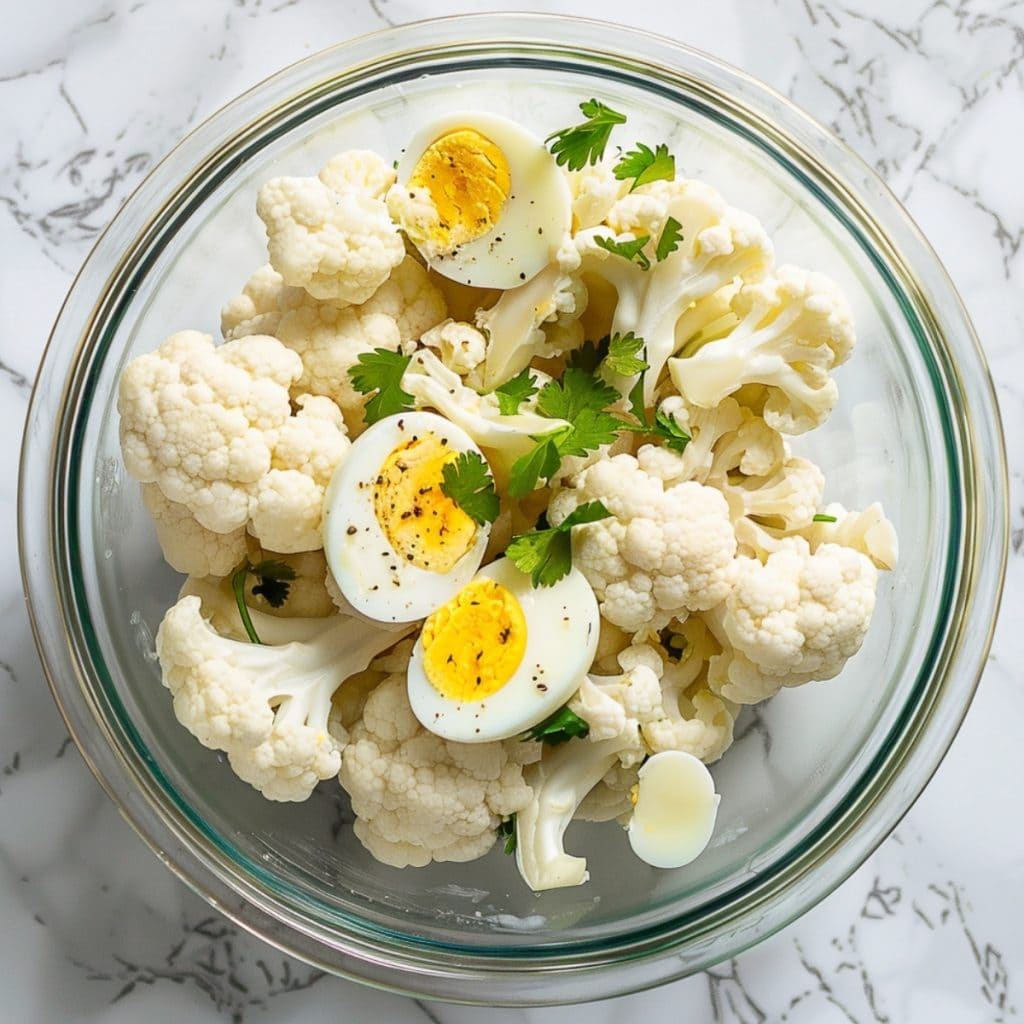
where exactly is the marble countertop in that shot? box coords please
[3,0,1022,1019]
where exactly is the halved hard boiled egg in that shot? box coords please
[388,112,571,290]
[407,557,600,743]
[323,411,491,622]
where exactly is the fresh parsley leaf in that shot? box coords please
[652,406,691,453]
[595,233,651,270]
[655,215,683,262]
[536,368,620,420]
[230,559,297,644]
[507,430,570,498]
[497,816,517,855]
[602,332,649,377]
[506,501,611,587]
[554,406,623,456]
[523,705,592,745]
[545,99,627,170]
[627,371,647,424]
[566,338,609,373]
[813,513,839,523]
[439,451,499,525]
[614,142,676,191]
[348,348,413,425]
[493,367,538,416]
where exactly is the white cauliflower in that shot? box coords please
[340,674,538,868]
[564,160,629,231]
[317,149,396,199]
[222,257,445,431]
[477,237,588,389]
[669,265,855,434]
[141,483,247,578]
[119,331,350,552]
[257,161,405,304]
[420,318,487,376]
[549,447,737,632]
[156,595,411,801]
[704,539,878,704]
[578,179,773,404]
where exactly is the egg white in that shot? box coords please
[322,411,491,623]
[406,558,600,743]
[394,111,571,290]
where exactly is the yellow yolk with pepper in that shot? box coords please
[371,433,477,573]
[420,579,528,702]
[406,129,512,252]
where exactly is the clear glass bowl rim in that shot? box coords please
[17,12,1008,1006]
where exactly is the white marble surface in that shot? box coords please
[2,0,1022,1019]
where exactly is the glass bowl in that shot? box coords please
[18,13,1007,1006]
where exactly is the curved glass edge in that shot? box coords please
[19,13,1009,1005]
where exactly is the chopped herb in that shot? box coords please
[523,705,591,745]
[613,142,675,191]
[595,232,651,270]
[655,215,683,262]
[652,406,691,453]
[507,428,571,498]
[230,559,296,644]
[545,99,627,170]
[497,815,517,855]
[493,367,538,416]
[506,501,611,587]
[439,451,499,525]
[566,338,609,373]
[348,348,414,424]
[602,332,649,377]
[813,513,839,523]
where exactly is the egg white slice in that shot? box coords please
[322,411,491,623]
[407,557,600,743]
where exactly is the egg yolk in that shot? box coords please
[407,129,512,252]
[372,433,477,573]
[420,579,528,702]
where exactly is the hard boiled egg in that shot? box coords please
[407,557,599,743]
[388,112,571,290]
[627,751,720,869]
[323,411,491,623]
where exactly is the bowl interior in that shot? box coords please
[70,55,956,950]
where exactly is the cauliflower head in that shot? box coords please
[340,675,538,868]
[549,446,737,632]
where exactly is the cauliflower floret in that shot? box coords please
[420,318,488,376]
[705,540,878,704]
[119,331,349,551]
[564,160,630,231]
[222,258,445,432]
[156,595,411,801]
[669,265,855,434]
[578,179,773,405]
[141,483,247,578]
[340,675,537,868]
[257,170,405,305]
[549,448,737,632]
[318,150,396,199]
[477,237,587,389]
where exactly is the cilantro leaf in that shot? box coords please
[553,406,622,456]
[523,705,592,745]
[493,367,538,416]
[535,367,620,420]
[613,142,676,191]
[652,406,691,453]
[602,332,649,377]
[230,559,297,644]
[813,513,839,523]
[545,99,627,170]
[627,371,647,424]
[506,501,611,587]
[566,338,609,373]
[655,215,683,262]
[348,348,413,425]
[497,816,517,855]
[595,233,651,270]
[507,430,570,498]
[439,451,499,525]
